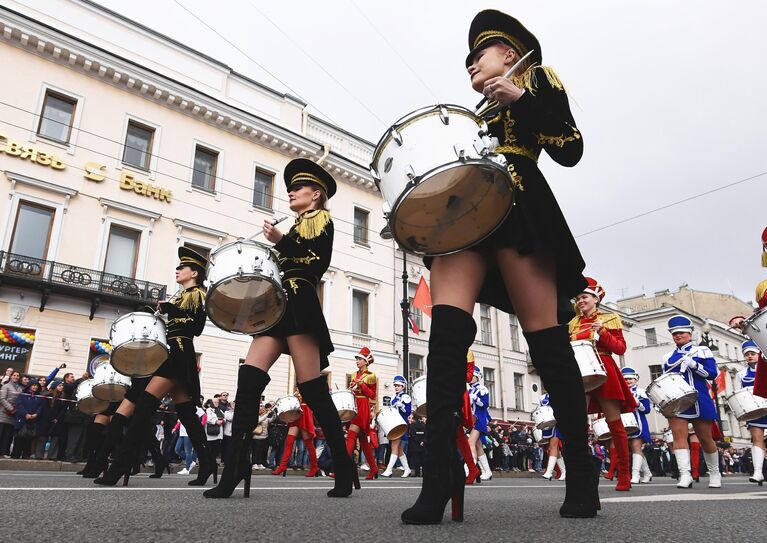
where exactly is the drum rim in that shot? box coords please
[204,275,287,335]
[208,239,277,264]
[386,159,513,256]
[371,103,481,165]
[110,342,168,378]
[112,311,158,325]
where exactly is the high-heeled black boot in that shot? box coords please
[82,413,128,478]
[94,392,159,486]
[298,375,360,497]
[175,401,218,486]
[77,421,106,475]
[147,427,170,479]
[525,325,600,518]
[402,305,475,524]
[205,365,270,498]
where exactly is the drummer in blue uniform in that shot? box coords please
[382,375,412,478]
[662,315,721,489]
[539,392,565,480]
[469,366,492,481]
[621,367,652,484]
[737,340,767,485]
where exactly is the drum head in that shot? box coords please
[337,408,357,422]
[583,374,607,393]
[392,161,512,255]
[414,404,427,417]
[111,343,168,378]
[278,409,302,424]
[661,392,698,417]
[206,277,286,334]
[386,424,408,440]
[78,397,109,415]
[92,382,128,402]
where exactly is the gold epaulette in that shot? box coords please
[567,317,580,335]
[294,209,331,240]
[362,372,377,385]
[175,286,205,311]
[511,65,565,96]
[599,312,623,330]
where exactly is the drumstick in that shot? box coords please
[474,49,535,113]
[248,216,289,240]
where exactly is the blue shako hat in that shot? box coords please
[393,375,407,389]
[667,315,694,334]
[621,366,639,380]
[742,340,761,355]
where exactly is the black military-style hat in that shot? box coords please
[177,246,208,274]
[465,9,542,68]
[283,158,337,199]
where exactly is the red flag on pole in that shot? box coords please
[412,276,433,318]
[408,313,421,334]
[714,369,727,396]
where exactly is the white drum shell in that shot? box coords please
[92,363,132,401]
[376,406,408,440]
[533,428,550,446]
[76,379,110,415]
[744,309,767,353]
[275,395,302,424]
[532,405,556,430]
[206,241,286,334]
[331,390,357,422]
[725,387,767,422]
[592,418,611,441]
[411,376,427,417]
[110,312,168,377]
[646,373,698,417]
[571,340,607,392]
[620,412,639,435]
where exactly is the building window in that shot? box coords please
[407,282,423,332]
[0,325,36,374]
[645,328,657,346]
[9,201,55,260]
[483,367,496,407]
[37,90,76,143]
[183,242,211,263]
[409,353,424,381]
[192,145,218,192]
[352,289,369,335]
[649,364,662,382]
[104,224,140,278]
[353,207,369,246]
[122,120,155,170]
[509,314,521,352]
[253,168,274,210]
[513,372,524,411]
[480,304,493,345]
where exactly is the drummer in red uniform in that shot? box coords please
[272,390,319,477]
[456,350,482,484]
[569,277,637,491]
[346,347,379,480]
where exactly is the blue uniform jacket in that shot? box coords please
[628,385,652,442]
[390,391,412,441]
[662,342,718,420]
[470,382,491,434]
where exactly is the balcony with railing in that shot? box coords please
[0,251,167,318]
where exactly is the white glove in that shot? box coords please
[679,357,698,373]
[593,331,600,343]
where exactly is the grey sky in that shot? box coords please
[36,0,767,305]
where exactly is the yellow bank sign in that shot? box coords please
[1,132,172,203]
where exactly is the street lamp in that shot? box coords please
[380,225,410,386]
[700,323,726,439]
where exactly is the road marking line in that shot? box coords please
[602,492,767,503]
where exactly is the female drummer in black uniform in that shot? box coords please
[204,158,359,499]
[402,10,595,524]
[94,247,214,486]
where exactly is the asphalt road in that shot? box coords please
[0,470,762,542]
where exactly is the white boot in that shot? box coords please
[631,453,643,484]
[750,446,765,484]
[674,449,693,488]
[478,454,493,480]
[640,455,653,483]
[704,451,722,488]
[381,454,398,477]
[399,455,411,478]
[555,456,566,481]
[542,455,557,480]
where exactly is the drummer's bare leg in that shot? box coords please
[383,439,400,476]
[749,427,765,483]
[690,419,720,487]
[542,437,560,479]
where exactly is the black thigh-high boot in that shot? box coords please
[82,413,128,478]
[94,392,159,486]
[175,402,217,486]
[298,375,360,497]
[205,365,270,498]
[147,425,169,478]
[77,420,106,475]
[402,305,476,524]
[525,325,600,518]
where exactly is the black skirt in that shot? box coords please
[261,277,333,370]
[426,155,586,323]
[153,337,201,404]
